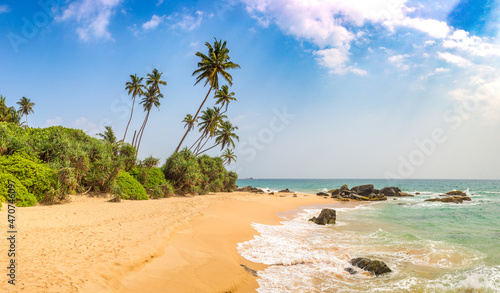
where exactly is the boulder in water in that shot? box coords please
[444,190,466,196]
[350,184,374,196]
[425,196,471,204]
[380,187,402,196]
[308,209,336,225]
[350,258,392,276]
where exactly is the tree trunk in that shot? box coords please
[136,110,150,154]
[196,143,218,156]
[174,86,213,153]
[123,96,136,141]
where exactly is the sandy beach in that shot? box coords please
[0,192,360,292]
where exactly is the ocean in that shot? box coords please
[235,179,500,292]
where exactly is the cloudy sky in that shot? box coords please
[1,0,499,179]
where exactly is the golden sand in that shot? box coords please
[0,192,358,292]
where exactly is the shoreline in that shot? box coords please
[0,191,364,292]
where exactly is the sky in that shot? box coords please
[1,0,500,179]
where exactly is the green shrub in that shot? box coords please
[115,171,148,200]
[0,172,37,207]
[131,166,167,188]
[0,151,57,202]
[163,149,238,195]
[148,181,175,199]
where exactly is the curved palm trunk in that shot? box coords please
[134,114,148,149]
[123,96,136,141]
[136,110,151,154]
[196,143,219,156]
[174,86,213,153]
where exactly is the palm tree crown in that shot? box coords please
[214,85,236,112]
[16,97,35,127]
[215,121,239,150]
[221,149,237,165]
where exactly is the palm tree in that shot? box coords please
[123,74,144,141]
[146,69,167,96]
[135,89,163,153]
[174,38,240,153]
[182,114,197,132]
[16,97,35,127]
[197,120,239,155]
[221,149,237,165]
[141,155,160,186]
[190,107,226,155]
[214,85,236,113]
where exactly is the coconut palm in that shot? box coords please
[97,126,117,144]
[197,120,239,155]
[135,89,163,153]
[214,85,236,113]
[221,149,237,165]
[16,97,35,127]
[182,114,197,132]
[190,107,226,154]
[174,38,240,153]
[123,74,144,141]
[146,69,167,96]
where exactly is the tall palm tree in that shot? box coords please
[190,107,226,154]
[174,38,240,153]
[182,114,197,132]
[221,148,237,165]
[135,89,163,153]
[197,120,239,155]
[16,97,35,127]
[146,69,167,96]
[214,85,236,113]
[123,74,144,141]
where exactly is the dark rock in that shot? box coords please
[240,264,258,277]
[345,267,357,275]
[416,192,421,195]
[316,192,329,196]
[235,186,253,192]
[368,193,387,201]
[278,188,291,193]
[279,195,286,197]
[351,184,374,196]
[425,196,471,204]
[308,209,336,225]
[339,184,349,192]
[352,194,370,201]
[293,194,297,197]
[270,192,274,195]
[399,192,414,197]
[380,187,402,196]
[329,189,340,195]
[373,189,380,194]
[445,190,466,196]
[350,258,392,276]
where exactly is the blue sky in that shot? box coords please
[1,0,500,179]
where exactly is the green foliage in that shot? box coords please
[163,149,238,195]
[148,181,175,199]
[115,171,148,200]
[0,122,137,195]
[131,166,166,188]
[0,172,37,207]
[0,151,57,203]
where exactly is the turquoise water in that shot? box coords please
[236,179,500,292]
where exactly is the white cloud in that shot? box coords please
[443,30,500,57]
[142,14,164,30]
[388,54,410,70]
[424,40,436,46]
[56,0,122,41]
[434,67,449,73]
[438,52,472,67]
[169,11,205,31]
[71,117,102,136]
[385,17,450,38]
[0,4,10,14]
[44,117,63,127]
[314,48,367,75]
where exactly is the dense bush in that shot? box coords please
[0,151,57,204]
[163,149,237,195]
[0,172,37,207]
[115,171,148,200]
[0,122,137,203]
[130,167,167,188]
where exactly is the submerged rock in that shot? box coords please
[344,267,357,275]
[350,258,392,276]
[425,196,471,204]
[308,209,336,225]
[444,190,466,196]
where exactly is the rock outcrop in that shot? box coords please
[278,188,291,193]
[349,258,392,276]
[316,192,329,196]
[425,196,471,204]
[350,184,374,196]
[308,209,336,225]
[444,190,466,196]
